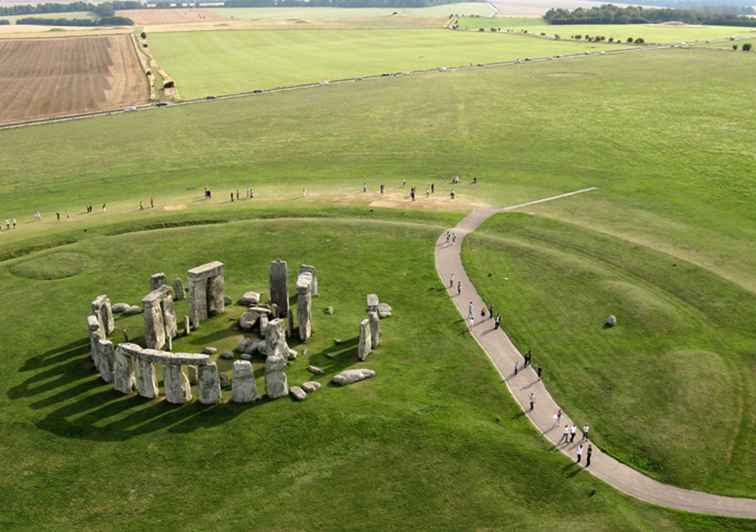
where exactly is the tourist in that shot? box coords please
[139,201,144,210]
[468,315,474,329]
[236,189,240,200]
[537,367,542,380]
[380,184,385,194]
[150,197,154,208]
[456,281,462,295]
[449,273,455,289]
[102,203,107,212]
[488,303,494,319]
[570,424,577,443]
[411,189,416,201]
[12,218,17,229]
[480,306,486,319]
[494,314,501,329]
[450,190,456,200]
[445,231,450,243]
[582,424,590,441]
[56,212,61,221]
[554,408,562,425]
[467,301,474,319]
[560,425,570,444]
[33,211,42,221]
[452,233,457,244]
[363,183,368,193]
[473,176,478,185]
[431,183,435,194]
[513,362,518,376]
[528,392,535,411]
[576,443,583,463]
[230,192,234,202]
[586,444,593,467]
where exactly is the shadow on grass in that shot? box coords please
[309,337,360,376]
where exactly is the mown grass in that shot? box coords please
[147,28,614,97]
[463,213,756,497]
[456,17,756,43]
[4,213,752,530]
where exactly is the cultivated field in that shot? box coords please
[148,28,616,98]
[0,35,149,124]
[458,17,756,43]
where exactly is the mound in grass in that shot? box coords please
[9,251,89,280]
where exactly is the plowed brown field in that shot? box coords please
[0,34,149,125]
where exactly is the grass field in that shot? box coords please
[147,28,615,97]
[0,209,753,530]
[1,48,756,504]
[463,213,756,497]
[457,17,756,43]
[0,11,94,24]
[218,3,496,19]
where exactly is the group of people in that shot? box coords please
[558,422,593,466]
[1,218,17,231]
[360,180,462,201]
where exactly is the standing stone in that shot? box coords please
[95,339,115,383]
[188,261,225,327]
[150,272,167,291]
[265,318,289,359]
[198,362,222,404]
[87,314,104,364]
[173,278,185,301]
[265,355,289,399]
[91,295,115,336]
[164,365,192,404]
[186,365,199,385]
[299,264,318,296]
[113,346,136,394]
[368,311,380,349]
[136,357,159,399]
[208,274,225,315]
[162,291,178,339]
[184,315,191,336]
[269,259,289,319]
[367,294,379,313]
[296,271,313,341]
[358,318,372,361]
[232,360,257,403]
[143,294,166,349]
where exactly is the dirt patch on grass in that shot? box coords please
[119,8,226,25]
[0,34,149,124]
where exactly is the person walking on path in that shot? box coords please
[537,367,542,380]
[452,233,457,244]
[586,444,593,467]
[560,424,570,444]
[513,362,518,376]
[570,424,577,443]
[457,281,462,296]
[468,315,475,330]
[554,408,562,426]
[576,443,584,464]
[528,392,535,412]
[448,273,455,289]
[494,314,501,330]
[487,303,494,319]
[582,424,590,441]
[467,301,474,320]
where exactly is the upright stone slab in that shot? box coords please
[367,294,379,313]
[368,311,380,349]
[265,318,289,359]
[95,339,114,383]
[188,261,225,327]
[87,314,104,364]
[164,365,192,404]
[198,362,222,404]
[186,365,199,385]
[136,357,159,399]
[150,272,167,291]
[143,293,166,350]
[299,264,318,296]
[296,271,313,341]
[113,345,136,394]
[232,360,257,403]
[161,292,178,340]
[269,260,289,319]
[358,318,372,361]
[91,295,115,336]
[173,278,185,301]
[265,355,289,399]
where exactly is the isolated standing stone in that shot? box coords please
[136,357,159,399]
[331,368,376,386]
[265,355,289,399]
[150,272,167,291]
[232,360,257,403]
[198,362,222,404]
[298,264,318,296]
[164,365,192,404]
[368,311,380,349]
[173,278,185,301]
[113,346,136,394]
[358,319,372,361]
[269,259,289,319]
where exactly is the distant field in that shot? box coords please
[0,11,95,24]
[218,3,496,19]
[0,35,148,124]
[458,18,756,43]
[149,28,615,98]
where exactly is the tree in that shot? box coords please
[744,42,752,51]
[733,44,738,50]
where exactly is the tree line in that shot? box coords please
[15,15,134,25]
[544,4,756,27]
[0,1,140,16]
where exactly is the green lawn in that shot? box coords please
[1,48,756,504]
[148,28,615,97]
[217,2,496,20]
[5,211,751,530]
[463,213,756,497]
[457,18,756,43]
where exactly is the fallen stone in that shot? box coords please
[203,346,218,355]
[378,302,392,319]
[112,303,131,314]
[606,315,617,327]
[331,368,376,386]
[324,306,334,315]
[301,381,321,393]
[240,353,252,361]
[220,351,234,360]
[231,360,257,403]
[290,386,307,401]
[122,305,142,316]
[237,336,265,355]
[239,309,261,331]
[307,365,325,375]
[239,291,261,306]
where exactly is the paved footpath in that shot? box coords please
[435,188,756,519]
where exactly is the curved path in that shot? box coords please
[435,188,756,519]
